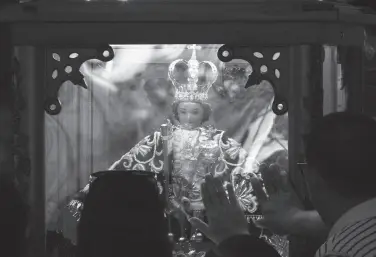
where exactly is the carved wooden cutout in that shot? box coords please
[45,45,114,115]
[218,45,290,115]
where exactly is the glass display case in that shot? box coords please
[56,44,289,256]
[1,1,376,257]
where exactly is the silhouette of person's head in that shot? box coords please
[0,174,28,257]
[77,170,172,257]
[304,112,376,215]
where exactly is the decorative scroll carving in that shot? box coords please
[217,45,289,115]
[45,45,114,115]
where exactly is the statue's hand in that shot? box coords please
[205,161,227,178]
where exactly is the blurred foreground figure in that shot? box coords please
[305,112,376,257]
[250,112,376,257]
[76,170,172,257]
[0,173,28,257]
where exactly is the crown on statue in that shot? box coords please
[168,44,218,102]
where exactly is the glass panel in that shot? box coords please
[45,44,289,257]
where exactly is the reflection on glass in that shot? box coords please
[45,44,289,257]
[323,46,347,115]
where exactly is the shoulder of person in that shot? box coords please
[322,253,350,257]
[318,217,376,257]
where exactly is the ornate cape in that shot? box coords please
[67,126,259,220]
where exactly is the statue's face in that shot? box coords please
[177,102,205,129]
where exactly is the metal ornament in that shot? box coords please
[45,45,114,115]
[218,45,289,115]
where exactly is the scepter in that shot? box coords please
[160,122,174,242]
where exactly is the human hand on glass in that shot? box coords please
[188,174,250,245]
[252,164,328,238]
[250,164,304,236]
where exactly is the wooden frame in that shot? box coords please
[0,1,375,46]
[1,1,376,257]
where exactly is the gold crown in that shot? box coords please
[168,44,218,102]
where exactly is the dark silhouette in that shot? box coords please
[0,173,28,257]
[76,170,172,257]
[196,112,376,257]
[305,112,376,199]
[301,112,376,256]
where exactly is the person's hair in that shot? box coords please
[305,112,376,198]
[77,170,172,257]
[171,101,211,123]
[0,173,28,257]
